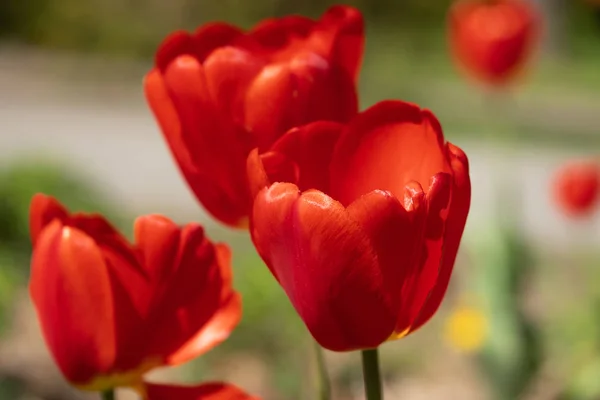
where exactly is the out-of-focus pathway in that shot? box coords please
[1,45,599,251]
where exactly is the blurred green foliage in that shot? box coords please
[0,0,599,60]
[470,224,542,400]
[190,249,308,397]
[0,159,126,330]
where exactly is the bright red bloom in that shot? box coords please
[144,5,363,228]
[143,381,259,400]
[29,194,241,391]
[448,0,540,86]
[247,100,471,351]
[552,160,600,217]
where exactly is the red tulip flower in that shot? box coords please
[448,0,540,87]
[29,194,241,391]
[552,160,600,217]
[144,381,258,400]
[247,100,471,351]
[144,5,363,228]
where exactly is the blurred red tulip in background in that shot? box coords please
[552,160,600,217]
[247,100,471,351]
[448,0,540,87]
[144,5,363,228]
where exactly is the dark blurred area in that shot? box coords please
[1,0,600,399]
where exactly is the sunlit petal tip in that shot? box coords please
[263,181,301,202]
[261,151,299,186]
[247,148,271,200]
[446,142,470,173]
[167,54,204,75]
[193,21,243,37]
[134,214,177,232]
[427,173,453,213]
[289,51,329,72]
[155,31,194,71]
[250,14,314,40]
[204,45,251,65]
[142,68,160,91]
[180,222,208,246]
[429,172,453,193]
[402,181,425,212]
[324,4,364,27]
[133,214,180,258]
[191,22,245,59]
[166,293,242,365]
[142,71,176,123]
[422,108,446,145]
[298,188,339,209]
[341,100,425,144]
[29,194,69,246]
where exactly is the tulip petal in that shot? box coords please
[134,215,180,277]
[203,47,265,123]
[167,293,242,365]
[252,183,397,351]
[250,15,315,51]
[191,22,246,61]
[270,122,344,193]
[29,193,69,246]
[155,31,196,72]
[66,212,151,372]
[155,55,252,226]
[30,221,116,385]
[397,172,452,333]
[132,215,180,314]
[316,5,365,80]
[411,144,471,331]
[288,53,358,125]
[245,55,356,150]
[246,147,301,199]
[330,100,451,206]
[144,68,195,171]
[155,23,244,71]
[250,183,300,279]
[145,381,258,400]
[243,63,293,149]
[249,5,364,82]
[141,224,234,364]
[247,148,272,201]
[346,189,425,315]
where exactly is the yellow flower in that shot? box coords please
[444,304,488,352]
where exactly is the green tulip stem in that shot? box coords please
[101,390,115,400]
[361,348,383,400]
[314,341,332,400]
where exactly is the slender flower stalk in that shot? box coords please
[314,341,331,400]
[101,390,115,400]
[361,349,383,400]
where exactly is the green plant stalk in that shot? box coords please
[361,348,383,400]
[101,390,115,400]
[314,341,331,400]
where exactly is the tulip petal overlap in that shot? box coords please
[248,100,471,351]
[29,195,241,391]
[144,5,364,227]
